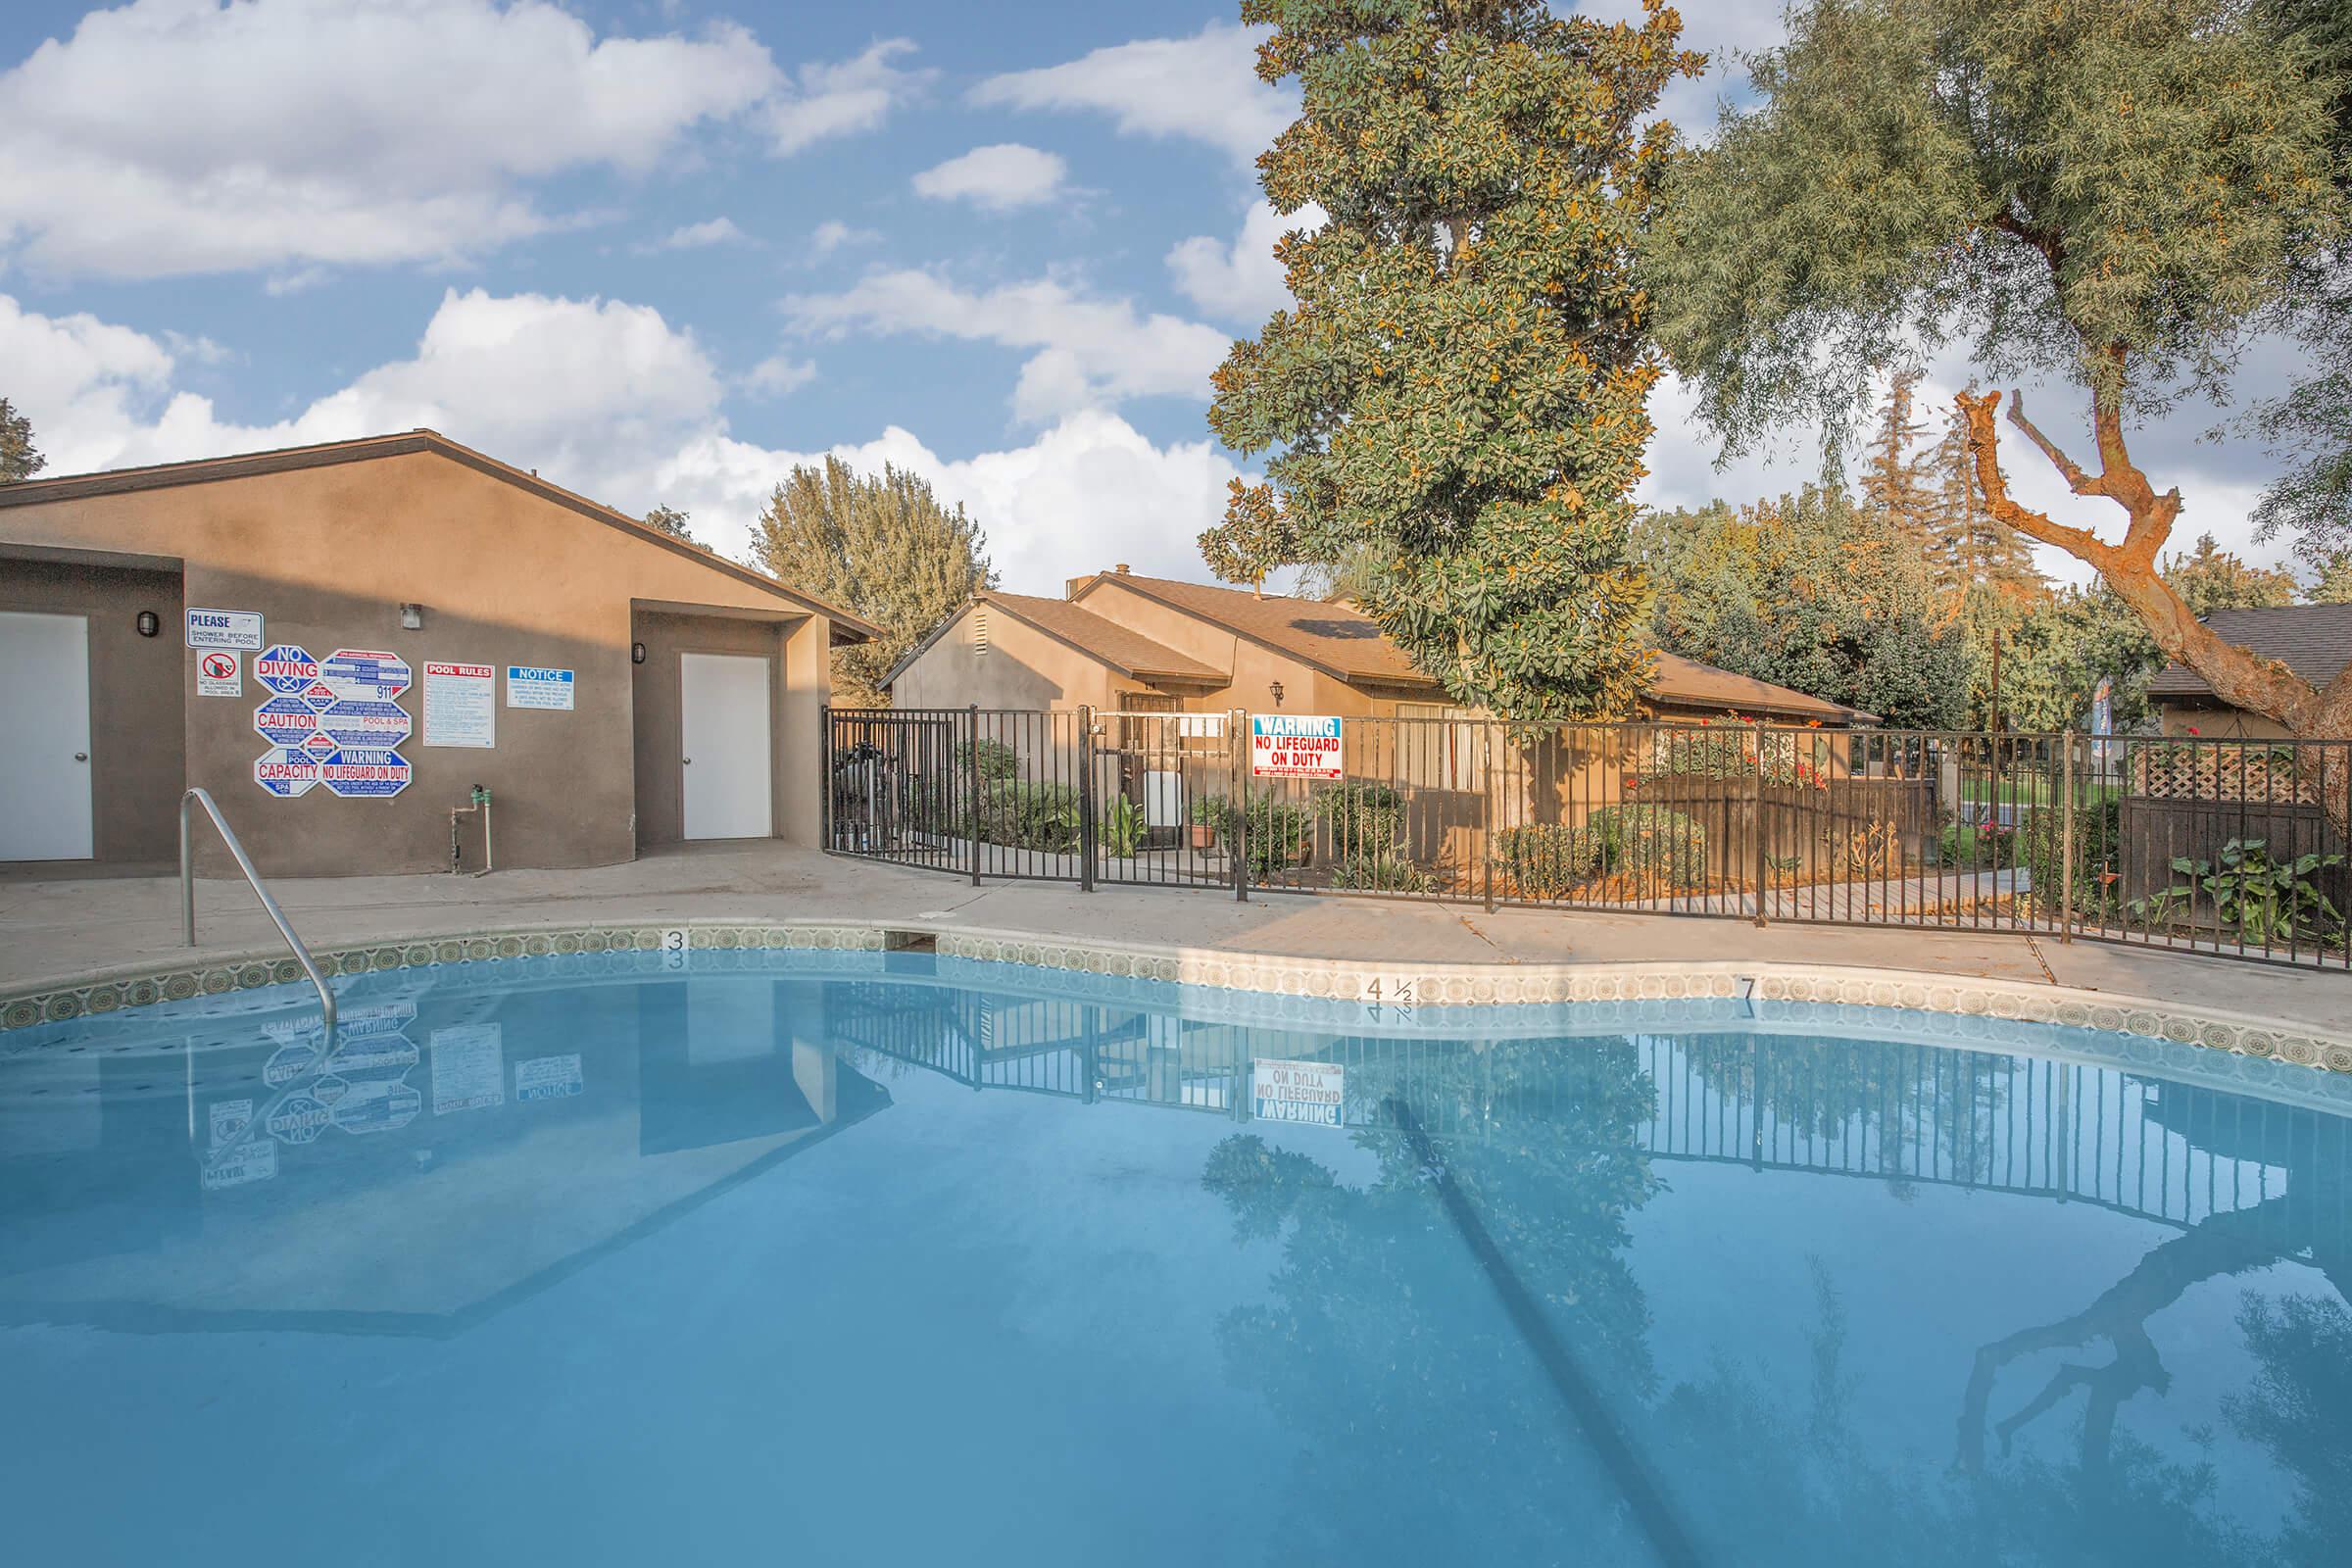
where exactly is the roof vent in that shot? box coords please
[973,608,990,659]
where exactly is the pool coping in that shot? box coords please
[4,913,2349,1075]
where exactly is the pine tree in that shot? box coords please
[0,398,45,484]
[1930,396,2045,598]
[1859,369,1938,560]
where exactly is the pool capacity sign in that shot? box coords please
[1250,713,1344,779]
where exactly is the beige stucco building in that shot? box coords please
[0,431,872,878]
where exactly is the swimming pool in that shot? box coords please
[2,949,2345,1566]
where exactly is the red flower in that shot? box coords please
[2185,726,2201,737]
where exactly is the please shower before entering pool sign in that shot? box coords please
[1251,1058,1346,1128]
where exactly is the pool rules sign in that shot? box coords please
[1250,714,1344,779]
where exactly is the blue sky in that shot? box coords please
[0,1,2307,594]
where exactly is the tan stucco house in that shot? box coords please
[0,431,874,877]
[885,565,1869,727]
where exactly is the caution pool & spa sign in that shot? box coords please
[1250,713,1343,779]
[1250,1057,1346,1128]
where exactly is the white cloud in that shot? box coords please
[764,38,932,155]
[971,22,1293,167]
[5,289,1250,590]
[806,219,881,262]
[743,355,816,398]
[910,143,1069,213]
[1166,201,1322,324]
[783,270,1233,422]
[0,0,784,279]
[643,217,747,252]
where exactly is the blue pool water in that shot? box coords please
[2,950,2347,1566]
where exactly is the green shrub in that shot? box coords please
[1936,816,2016,868]
[1238,792,1314,879]
[1494,823,1603,899]
[972,780,1081,852]
[2016,796,2120,920]
[1590,804,1706,888]
[1312,781,1405,857]
[1190,792,1230,827]
[1329,853,1434,893]
[956,737,1021,785]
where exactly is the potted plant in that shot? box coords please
[1189,792,1228,850]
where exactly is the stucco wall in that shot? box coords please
[889,603,1119,711]
[0,556,187,866]
[0,452,832,876]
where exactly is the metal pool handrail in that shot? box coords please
[180,787,336,1050]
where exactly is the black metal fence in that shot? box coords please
[825,708,2352,968]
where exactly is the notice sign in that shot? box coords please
[197,650,242,697]
[1251,1057,1346,1128]
[422,662,495,749]
[1250,714,1344,779]
[506,665,574,710]
[185,608,263,651]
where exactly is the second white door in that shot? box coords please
[680,652,772,840]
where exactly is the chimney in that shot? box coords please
[1064,575,1089,600]
[1114,563,1130,575]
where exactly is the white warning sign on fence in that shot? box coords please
[1250,1057,1346,1128]
[1250,714,1344,779]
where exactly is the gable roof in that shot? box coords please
[1071,571,1443,690]
[2147,603,2352,700]
[884,590,1227,690]
[1070,570,1868,720]
[0,429,878,643]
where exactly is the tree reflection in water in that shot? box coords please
[1198,1032,2350,1568]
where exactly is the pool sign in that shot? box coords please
[318,698,412,749]
[197,650,242,698]
[320,648,411,704]
[266,1094,332,1146]
[254,694,324,746]
[297,679,340,713]
[506,665,575,710]
[1251,1057,1346,1128]
[515,1054,585,1102]
[255,644,319,695]
[319,746,411,798]
[1250,714,1345,780]
[254,746,321,798]
[185,608,263,651]
[201,1137,276,1191]
[264,1040,323,1088]
[422,661,496,748]
[331,1080,422,1135]
[209,1098,254,1149]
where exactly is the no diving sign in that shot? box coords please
[1250,1057,1346,1128]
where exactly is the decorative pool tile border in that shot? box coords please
[3,917,2345,1076]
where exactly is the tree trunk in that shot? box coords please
[1957,389,2352,833]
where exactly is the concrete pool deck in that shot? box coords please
[3,842,2347,1048]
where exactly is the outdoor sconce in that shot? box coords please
[1267,680,1285,707]
[631,641,648,664]
[399,603,425,630]
[135,611,160,638]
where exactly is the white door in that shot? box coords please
[0,611,95,860]
[680,652,772,840]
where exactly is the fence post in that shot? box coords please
[819,703,831,853]
[2060,730,2077,943]
[967,705,983,888]
[1231,707,1250,904]
[1078,705,1097,893]
[1752,727,1769,927]
[1482,719,1497,913]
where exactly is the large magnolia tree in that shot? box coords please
[1203,0,1702,721]
[1647,0,2348,737]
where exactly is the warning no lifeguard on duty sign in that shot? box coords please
[1251,1058,1346,1129]
[1250,713,1343,779]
